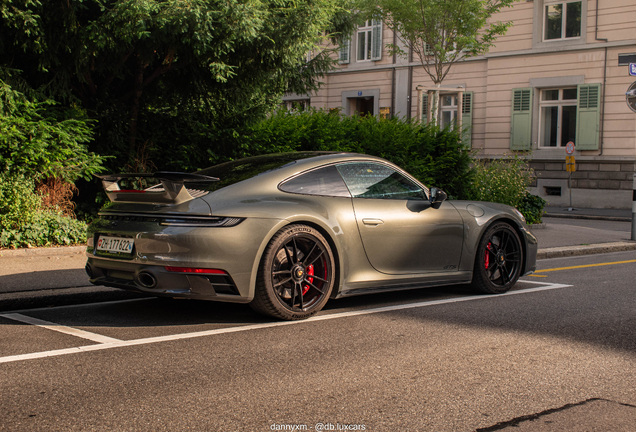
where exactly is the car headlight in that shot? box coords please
[512,208,526,223]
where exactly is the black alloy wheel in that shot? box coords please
[471,222,523,294]
[250,225,335,320]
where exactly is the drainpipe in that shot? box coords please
[596,0,608,156]
[407,44,413,120]
[391,31,396,118]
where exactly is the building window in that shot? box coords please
[539,88,577,147]
[440,95,458,129]
[357,21,373,61]
[283,99,310,112]
[544,1,581,41]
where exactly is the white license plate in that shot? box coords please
[96,236,134,254]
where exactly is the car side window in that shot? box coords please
[279,165,351,197]
[336,162,426,200]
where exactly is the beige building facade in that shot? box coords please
[283,0,636,209]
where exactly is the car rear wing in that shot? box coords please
[96,172,219,205]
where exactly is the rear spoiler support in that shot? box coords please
[96,172,219,205]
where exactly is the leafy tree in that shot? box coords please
[364,0,517,123]
[1,0,354,169]
[0,79,105,182]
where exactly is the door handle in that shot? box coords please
[362,218,384,226]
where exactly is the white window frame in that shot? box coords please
[543,1,582,42]
[439,94,458,129]
[538,88,578,148]
[357,20,373,62]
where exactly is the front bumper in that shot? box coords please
[521,227,538,276]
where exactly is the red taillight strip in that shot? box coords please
[165,266,228,275]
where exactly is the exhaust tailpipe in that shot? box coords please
[137,271,158,289]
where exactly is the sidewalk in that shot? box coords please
[544,206,632,222]
[1,208,635,311]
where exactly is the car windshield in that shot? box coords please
[193,152,341,193]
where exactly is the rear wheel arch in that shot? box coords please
[250,223,337,320]
[291,221,342,299]
[252,219,343,301]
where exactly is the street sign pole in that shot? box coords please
[569,170,573,211]
[565,142,575,211]
[632,174,636,240]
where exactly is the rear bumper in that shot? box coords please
[86,216,286,302]
[86,258,250,303]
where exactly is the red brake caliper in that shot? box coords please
[484,243,492,269]
[302,265,314,295]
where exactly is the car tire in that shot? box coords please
[471,222,523,294]
[250,224,335,320]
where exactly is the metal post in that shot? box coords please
[568,171,573,211]
[632,173,636,241]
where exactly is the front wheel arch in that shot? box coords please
[470,220,524,294]
[473,217,527,276]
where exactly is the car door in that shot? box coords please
[336,162,464,275]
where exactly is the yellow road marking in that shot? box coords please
[527,274,547,278]
[534,259,636,273]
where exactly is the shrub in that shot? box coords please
[518,192,547,225]
[0,172,41,229]
[0,172,87,248]
[469,155,546,223]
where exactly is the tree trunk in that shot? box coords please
[430,83,441,126]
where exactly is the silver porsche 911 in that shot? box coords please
[86,152,537,320]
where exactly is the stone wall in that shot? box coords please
[528,160,635,209]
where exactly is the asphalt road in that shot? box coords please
[1,251,636,431]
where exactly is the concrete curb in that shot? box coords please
[537,241,636,260]
[526,223,547,230]
[544,213,631,222]
[0,245,86,258]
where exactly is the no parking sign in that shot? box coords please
[565,141,575,173]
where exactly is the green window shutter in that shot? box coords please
[421,93,428,124]
[461,91,473,147]
[371,20,383,61]
[510,88,533,151]
[575,83,601,150]
[339,38,350,64]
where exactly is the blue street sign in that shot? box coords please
[630,63,636,76]
[358,91,363,96]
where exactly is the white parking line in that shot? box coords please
[0,281,571,364]
[1,313,121,344]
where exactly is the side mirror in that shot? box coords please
[429,187,447,209]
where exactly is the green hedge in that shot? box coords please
[238,110,474,199]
